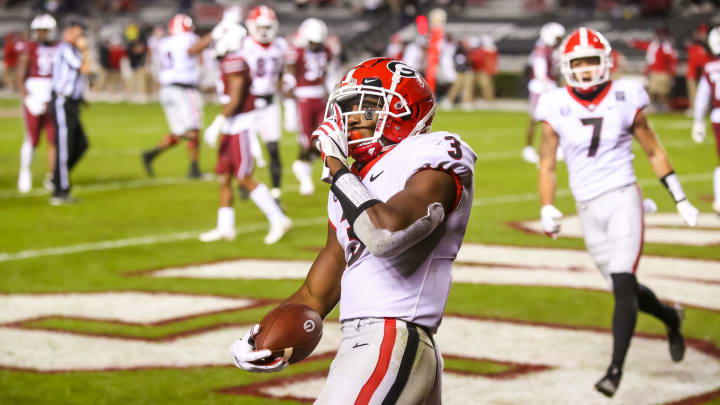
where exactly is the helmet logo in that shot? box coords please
[386,61,418,78]
[361,77,382,87]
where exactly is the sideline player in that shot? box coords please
[285,18,331,196]
[16,13,57,193]
[200,23,291,245]
[141,14,207,179]
[229,58,476,404]
[523,22,565,164]
[242,5,288,199]
[691,26,720,215]
[536,27,699,397]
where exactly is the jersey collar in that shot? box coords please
[566,80,613,111]
[351,144,397,180]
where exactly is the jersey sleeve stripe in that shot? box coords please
[415,166,464,212]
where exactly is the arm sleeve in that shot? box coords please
[534,93,551,122]
[221,55,248,74]
[694,74,711,124]
[62,44,82,69]
[630,80,650,111]
[531,54,548,81]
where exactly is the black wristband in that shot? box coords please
[330,167,380,227]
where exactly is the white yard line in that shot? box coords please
[0,217,327,262]
[0,177,194,199]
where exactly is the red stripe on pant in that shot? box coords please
[355,319,396,405]
[711,123,720,159]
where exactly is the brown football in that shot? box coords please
[253,303,323,364]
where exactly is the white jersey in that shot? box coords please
[693,58,720,123]
[536,79,649,202]
[239,36,288,97]
[157,32,200,86]
[327,131,477,331]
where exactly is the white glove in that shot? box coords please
[281,72,297,94]
[204,114,225,148]
[691,121,706,143]
[311,116,349,184]
[540,204,563,239]
[642,198,658,215]
[211,21,229,42]
[676,199,699,227]
[24,95,47,116]
[229,324,288,373]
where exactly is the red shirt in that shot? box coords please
[3,32,21,68]
[480,48,498,75]
[16,40,57,79]
[629,38,677,75]
[292,46,330,88]
[220,53,255,115]
[686,42,711,80]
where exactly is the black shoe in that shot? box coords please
[594,365,622,398]
[188,162,201,179]
[142,151,155,177]
[668,304,685,362]
[50,192,78,206]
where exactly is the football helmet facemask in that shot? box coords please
[245,5,278,44]
[560,27,613,89]
[325,57,435,163]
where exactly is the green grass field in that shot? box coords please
[0,97,718,404]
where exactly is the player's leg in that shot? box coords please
[18,104,41,193]
[292,98,319,196]
[200,134,236,242]
[184,88,204,178]
[636,283,684,361]
[258,103,283,198]
[142,86,183,176]
[712,123,720,214]
[522,91,540,163]
[185,128,201,179]
[315,319,437,405]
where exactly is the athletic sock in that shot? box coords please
[610,273,639,370]
[144,147,161,160]
[248,131,263,161]
[292,160,312,182]
[267,141,282,189]
[217,207,235,232]
[249,183,285,223]
[637,283,679,330]
[20,139,33,171]
[714,167,720,203]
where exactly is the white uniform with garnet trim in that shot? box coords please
[316,131,476,405]
[535,79,649,284]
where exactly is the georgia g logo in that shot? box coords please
[303,319,316,333]
[387,61,418,78]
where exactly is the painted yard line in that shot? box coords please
[0,177,196,199]
[0,216,327,262]
[473,172,713,207]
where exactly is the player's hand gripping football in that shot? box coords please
[540,204,563,239]
[230,324,288,373]
[311,106,348,183]
[676,199,699,227]
[691,122,706,144]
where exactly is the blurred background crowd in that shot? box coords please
[0,0,716,112]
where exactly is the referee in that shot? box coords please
[50,17,90,205]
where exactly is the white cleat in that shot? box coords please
[264,217,292,245]
[256,158,267,168]
[18,169,32,193]
[522,146,539,164]
[713,200,720,216]
[199,228,237,242]
[298,179,315,196]
[270,187,282,200]
[43,172,54,191]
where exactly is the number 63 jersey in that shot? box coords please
[536,79,649,202]
[327,131,477,332]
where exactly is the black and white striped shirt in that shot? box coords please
[52,41,85,99]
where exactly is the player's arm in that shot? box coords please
[16,51,29,98]
[282,223,345,318]
[537,121,563,238]
[204,71,244,147]
[691,75,710,143]
[187,33,212,55]
[325,157,457,257]
[633,110,699,226]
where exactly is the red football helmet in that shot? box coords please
[560,27,613,88]
[325,57,435,163]
[245,5,278,44]
[168,13,193,35]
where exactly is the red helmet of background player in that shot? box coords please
[245,5,278,44]
[168,13,193,35]
[325,57,435,163]
[560,27,613,89]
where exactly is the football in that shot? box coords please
[253,303,323,364]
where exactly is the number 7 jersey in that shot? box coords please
[536,79,650,202]
[327,131,476,331]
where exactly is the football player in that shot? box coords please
[141,14,209,179]
[229,58,477,404]
[241,5,288,199]
[691,26,720,215]
[16,13,57,193]
[523,22,565,164]
[285,18,331,196]
[536,27,699,397]
[200,23,291,245]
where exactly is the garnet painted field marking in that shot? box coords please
[0,292,255,325]
[517,212,720,246]
[0,317,718,404]
[150,243,720,312]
